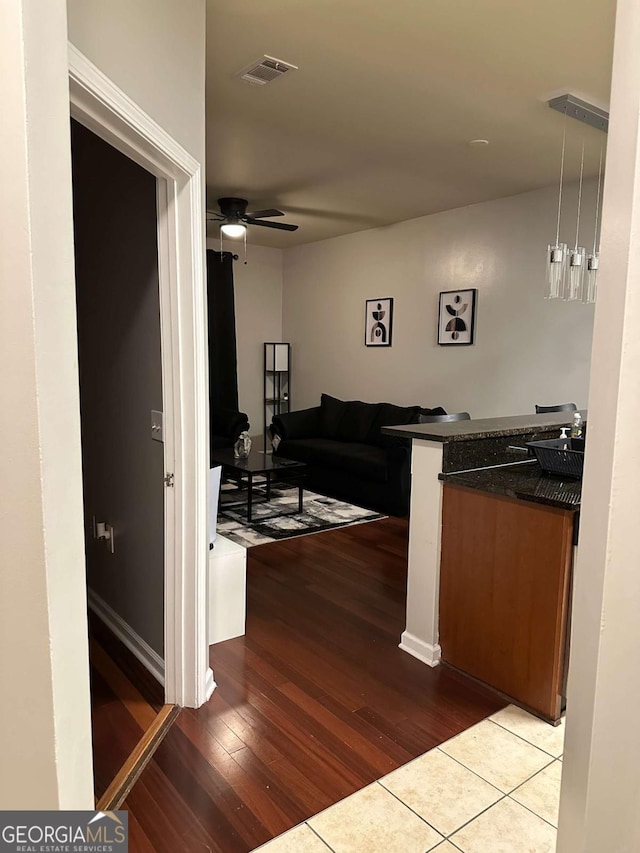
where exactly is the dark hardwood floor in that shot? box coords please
[124,517,506,852]
[89,613,164,800]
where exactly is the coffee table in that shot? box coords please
[211,449,307,523]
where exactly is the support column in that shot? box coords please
[400,440,444,666]
[0,0,93,807]
[557,0,640,847]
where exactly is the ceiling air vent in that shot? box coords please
[237,55,298,86]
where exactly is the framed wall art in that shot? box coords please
[365,297,394,347]
[438,289,477,346]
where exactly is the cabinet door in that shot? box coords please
[439,484,574,721]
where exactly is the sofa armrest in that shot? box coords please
[387,444,411,466]
[272,406,321,441]
[213,407,250,440]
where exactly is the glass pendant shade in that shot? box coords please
[583,252,599,303]
[546,243,568,299]
[566,247,586,301]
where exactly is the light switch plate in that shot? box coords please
[151,410,164,442]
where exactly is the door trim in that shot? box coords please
[69,44,214,707]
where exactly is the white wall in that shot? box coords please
[207,239,284,439]
[67,0,205,165]
[557,0,640,846]
[0,0,206,809]
[1,0,93,808]
[283,182,597,418]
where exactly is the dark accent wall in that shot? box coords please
[71,119,164,657]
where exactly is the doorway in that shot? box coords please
[66,43,213,806]
[68,45,213,723]
[71,118,171,802]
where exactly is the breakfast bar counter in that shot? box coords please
[382,409,587,443]
[382,411,584,723]
[439,461,581,512]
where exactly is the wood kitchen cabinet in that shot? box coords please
[439,483,575,722]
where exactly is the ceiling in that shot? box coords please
[205,0,616,248]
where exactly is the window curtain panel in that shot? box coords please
[206,249,239,417]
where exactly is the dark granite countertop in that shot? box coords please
[382,411,587,443]
[439,461,581,511]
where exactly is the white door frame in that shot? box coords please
[68,44,214,708]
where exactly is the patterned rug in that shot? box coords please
[217,482,385,548]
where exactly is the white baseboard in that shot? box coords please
[88,589,165,686]
[399,631,441,667]
[205,667,216,701]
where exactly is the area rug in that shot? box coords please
[217,482,385,548]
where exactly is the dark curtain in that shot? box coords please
[206,249,239,418]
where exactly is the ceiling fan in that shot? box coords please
[206,197,299,237]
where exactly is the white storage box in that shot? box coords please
[208,535,247,645]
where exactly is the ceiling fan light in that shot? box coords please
[220,222,246,238]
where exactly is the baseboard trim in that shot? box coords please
[205,667,216,701]
[399,631,441,667]
[96,704,180,811]
[88,589,165,686]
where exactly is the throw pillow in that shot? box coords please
[418,406,447,418]
[367,402,421,448]
[320,393,349,439]
[335,400,379,443]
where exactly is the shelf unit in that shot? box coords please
[263,342,291,452]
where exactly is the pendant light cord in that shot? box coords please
[574,140,585,250]
[593,142,604,253]
[555,107,568,247]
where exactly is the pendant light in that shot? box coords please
[566,140,586,302]
[545,105,568,300]
[583,142,604,304]
[544,94,608,304]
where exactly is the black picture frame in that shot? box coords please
[437,289,477,346]
[365,297,394,347]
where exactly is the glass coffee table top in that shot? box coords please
[210,449,306,474]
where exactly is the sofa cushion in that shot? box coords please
[367,402,421,447]
[278,438,389,483]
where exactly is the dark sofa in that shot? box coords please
[270,394,446,515]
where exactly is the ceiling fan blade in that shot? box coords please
[244,217,299,231]
[246,208,284,219]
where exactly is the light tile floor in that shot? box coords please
[253,705,564,853]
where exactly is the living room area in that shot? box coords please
[124,3,616,853]
[11,0,640,847]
